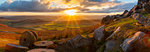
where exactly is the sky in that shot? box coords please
[0,0,138,4]
[0,0,138,13]
[118,0,137,3]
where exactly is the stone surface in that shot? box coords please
[121,31,146,52]
[104,40,121,52]
[27,49,55,52]
[94,25,105,41]
[5,43,28,52]
[34,41,54,48]
[132,13,150,26]
[56,35,91,52]
[106,27,120,40]
[129,5,137,13]
[67,35,91,48]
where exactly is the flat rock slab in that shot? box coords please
[34,41,54,48]
[5,43,28,52]
[27,49,55,52]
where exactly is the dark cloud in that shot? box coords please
[8,1,48,11]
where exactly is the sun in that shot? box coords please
[64,9,78,15]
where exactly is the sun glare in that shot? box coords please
[64,9,78,15]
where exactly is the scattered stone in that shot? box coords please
[34,41,54,48]
[5,43,28,52]
[27,49,55,52]
[19,31,38,47]
[121,31,146,52]
[132,13,150,26]
[94,25,105,41]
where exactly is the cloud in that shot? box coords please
[0,0,137,13]
[85,2,137,13]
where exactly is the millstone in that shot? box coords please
[5,43,28,52]
[34,41,54,48]
[30,31,39,40]
[27,49,55,52]
[19,31,38,47]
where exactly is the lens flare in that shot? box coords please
[64,9,78,15]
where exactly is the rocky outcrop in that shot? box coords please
[94,25,105,41]
[121,31,146,52]
[101,15,121,25]
[129,5,137,14]
[132,13,150,26]
[121,10,131,17]
[136,0,150,13]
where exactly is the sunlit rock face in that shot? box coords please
[8,1,48,11]
[121,31,146,52]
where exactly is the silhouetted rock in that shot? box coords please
[122,10,130,17]
[121,31,146,52]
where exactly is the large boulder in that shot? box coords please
[56,35,91,52]
[67,35,91,48]
[121,31,146,52]
[94,25,105,41]
[132,13,150,26]
[104,40,122,52]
